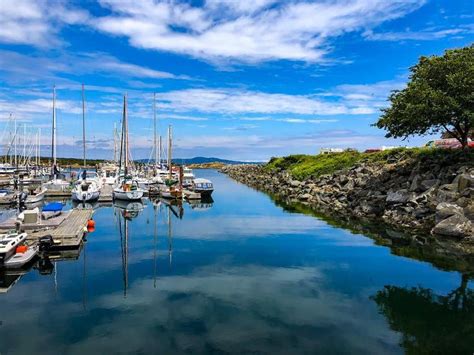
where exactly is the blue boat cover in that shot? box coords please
[42,202,63,212]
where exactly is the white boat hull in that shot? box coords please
[113,188,144,201]
[4,246,38,268]
[25,190,46,204]
[72,190,100,202]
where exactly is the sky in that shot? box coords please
[0,0,473,161]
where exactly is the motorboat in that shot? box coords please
[25,186,47,204]
[0,189,18,205]
[113,176,144,201]
[100,165,118,185]
[43,173,70,192]
[191,178,214,197]
[0,232,28,266]
[160,186,183,199]
[182,166,195,187]
[72,171,101,202]
[4,245,38,269]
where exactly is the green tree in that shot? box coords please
[376,45,474,148]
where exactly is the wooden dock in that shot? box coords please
[0,210,72,231]
[28,209,94,249]
[45,189,73,198]
[98,184,113,202]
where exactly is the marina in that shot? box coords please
[0,169,471,354]
[1,0,472,352]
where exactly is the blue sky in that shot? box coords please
[0,0,473,161]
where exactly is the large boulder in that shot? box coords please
[432,214,473,238]
[435,202,464,223]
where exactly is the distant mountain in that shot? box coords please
[135,157,260,165]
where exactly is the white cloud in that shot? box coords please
[156,88,351,115]
[93,0,426,63]
[0,50,186,84]
[0,0,89,46]
[364,27,472,41]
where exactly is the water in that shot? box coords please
[0,170,472,354]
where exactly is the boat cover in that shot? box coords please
[42,202,63,212]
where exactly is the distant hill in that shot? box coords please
[136,157,260,165]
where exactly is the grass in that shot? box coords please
[265,147,474,180]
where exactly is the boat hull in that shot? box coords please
[113,189,144,201]
[72,190,100,202]
[4,247,38,268]
[25,191,46,204]
[193,189,213,198]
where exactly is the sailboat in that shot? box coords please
[72,85,101,202]
[160,125,182,200]
[113,94,144,201]
[43,86,70,192]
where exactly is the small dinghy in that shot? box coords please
[4,245,38,269]
[42,202,64,220]
[25,186,47,205]
[0,232,28,266]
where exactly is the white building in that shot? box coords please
[320,148,344,155]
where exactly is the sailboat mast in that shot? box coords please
[14,114,17,168]
[153,93,158,169]
[158,135,162,167]
[167,125,172,179]
[38,128,41,168]
[82,84,86,168]
[23,124,26,165]
[124,94,128,175]
[52,86,57,170]
[113,123,117,163]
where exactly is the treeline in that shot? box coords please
[0,156,108,167]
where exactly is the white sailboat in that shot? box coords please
[160,125,182,200]
[43,86,69,192]
[113,94,144,201]
[72,85,101,202]
[72,172,101,202]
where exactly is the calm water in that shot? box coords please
[0,170,472,354]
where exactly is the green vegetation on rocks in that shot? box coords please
[265,148,473,180]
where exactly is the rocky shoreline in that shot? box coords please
[221,155,474,253]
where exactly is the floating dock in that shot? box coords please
[28,209,94,249]
[98,184,113,202]
[0,210,72,231]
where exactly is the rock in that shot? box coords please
[413,207,431,219]
[432,214,473,238]
[344,180,355,190]
[464,202,474,222]
[457,173,474,192]
[386,189,410,204]
[409,174,421,192]
[289,180,302,188]
[436,184,459,203]
[299,193,312,201]
[435,202,464,223]
[420,179,439,191]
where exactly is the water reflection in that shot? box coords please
[372,274,474,354]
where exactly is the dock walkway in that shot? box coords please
[98,184,113,202]
[28,209,94,249]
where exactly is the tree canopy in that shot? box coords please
[376,45,474,148]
